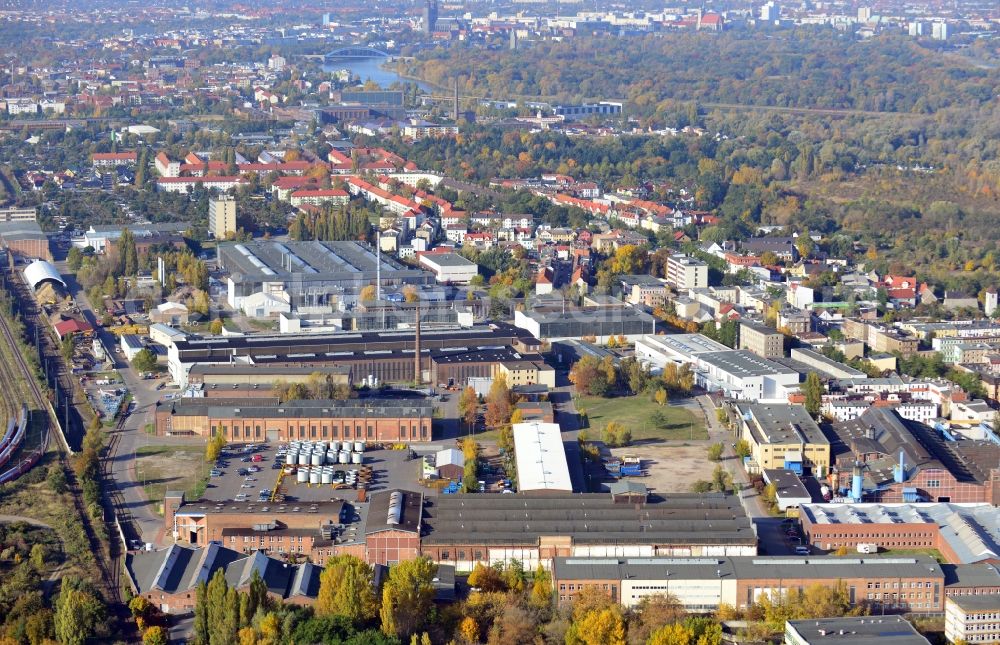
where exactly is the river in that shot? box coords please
[322,57,434,93]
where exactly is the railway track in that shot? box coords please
[0,261,127,626]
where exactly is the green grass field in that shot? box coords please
[577,394,708,441]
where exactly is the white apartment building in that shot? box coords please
[208,196,237,239]
[666,253,708,290]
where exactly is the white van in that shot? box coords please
[857,543,878,554]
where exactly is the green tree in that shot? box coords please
[193,582,209,644]
[795,229,814,259]
[463,458,479,492]
[119,227,138,277]
[54,579,104,645]
[30,542,46,571]
[316,555,378,622]
[803,372,824,417]
[60,332,75,362]
[734,439,752,459]
[711,465,731,493]
[620,356,650,394]
[131,348,157,373]
[380,557,437,639]
[67,246,83,271]
[707,442,724,462]
[47,462,68,493]
[205,568,239,645]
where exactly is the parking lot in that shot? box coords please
[205,443,430,504]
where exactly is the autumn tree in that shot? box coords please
[711,465,732,492]
[360,284,377,302]
[647,622,693,645]
[654,388,668,406]
[628,594,687,644]
[569,355,600,395]
[602,421,632,447]
[530,564,552,608]
[707,442,724,462]
[484,374,513,428]
[606,244,649,275]
[380,557,437,639]
[206,431,226,463]
[316,555,378,623]
[457,616,479,643]
[143,626,168,645]
[467,563,506,592]
[566,606,626,645]
[619,356,650,395]
[569,355,617,397]
[458,386,478,431]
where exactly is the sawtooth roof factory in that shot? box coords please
[219,240,434,315]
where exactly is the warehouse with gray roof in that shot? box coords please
[219,240,434,312]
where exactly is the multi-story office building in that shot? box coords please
[739,320,784,359]
[553,555,945,613]
[945,593,1000,644]
[735,403,831,475]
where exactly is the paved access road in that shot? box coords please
[695,395,797,556]
[54,260,192,545]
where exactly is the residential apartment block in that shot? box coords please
[665,253,708,290]
[208,196,237,239]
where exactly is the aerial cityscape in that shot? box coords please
[0,0,998,643]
